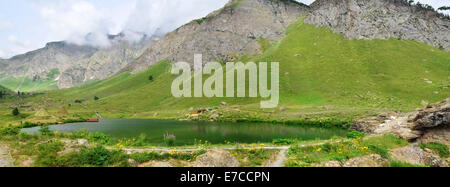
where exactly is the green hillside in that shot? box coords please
[5,18,450,123]
[0,85,12,95]
[0,76,58,92]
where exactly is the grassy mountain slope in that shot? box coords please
[0,76,58,92]
[4,18,450,124]
[0,85,12,94]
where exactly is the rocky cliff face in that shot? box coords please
[351,98,449,144]
[124,0,308,73]
[0,33,156,90]
[305,0,450,51]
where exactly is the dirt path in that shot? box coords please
[0,144,13,167]
[268,148,289,167]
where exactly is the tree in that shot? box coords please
[12,108,20,116]
[149,75,154,82]
[0,91,3,98]
[438,6,450,11]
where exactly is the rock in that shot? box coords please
[343,154,389,167]
[279,106,287,111]
[351,98,449,142]
[220,102,227,106]
[390,144,445,167]
[323,161,342,167]
[305,0,450,52]
[59,139,89,154]
[351,112,400,133]
[193,149,240,167]
[139,161,173,167]
[128,159,138,167]
[294,54,302,57]
[77,139,89,146]
[412,99,449,130]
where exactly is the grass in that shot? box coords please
[390,161,427,167]
[420,142,449,158]
[230,148,279,167]
[0,18,448,126]
[0,76,57,92]
[285,134,410,167]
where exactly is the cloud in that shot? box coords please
[37,0,228,47]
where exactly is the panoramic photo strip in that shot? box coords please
[0,0,449,184]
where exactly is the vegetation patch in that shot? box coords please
[285,134,409,167]
[420,142,449,158]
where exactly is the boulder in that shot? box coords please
[323,161,342,167]
[193,149,240,167]
[390,145,445,167]
[128,159,138,167]
[342,154,389,167]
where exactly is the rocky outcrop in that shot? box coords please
[342,154,389,167]
[193,149,240,167]
[351,98,450,142]
[124,0,308,73]
[390,144,446,167]
[305,0,450,51]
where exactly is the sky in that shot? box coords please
[0,0,448,59]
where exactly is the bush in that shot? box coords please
[36,140,65,166]
[164,133,176,147]
[39,126,53,136]
[420,143,449,158]
[346,131,365,139]
[12,108,20,116]
[0,126,20,136]
[58,146,129,167]
[94,96,99,101]
[272,138,294,145]
[88,132,112,145]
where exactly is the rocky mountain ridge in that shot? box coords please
[124,0,308,73]
[305,0,450,51]
[0,32,156,90]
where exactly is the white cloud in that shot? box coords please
[37,0,228,47]
[0,49,5,58]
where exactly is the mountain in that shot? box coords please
[35,0,449,122]
[0,32,156,91]
[124,0,308,73]
[305,0,450,51]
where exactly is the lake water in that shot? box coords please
[21,119,347,145]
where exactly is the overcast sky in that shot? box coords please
[0,0,448,58]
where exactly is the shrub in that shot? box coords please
[94,96,99,101]
[12,108,20,116]
[272,138,294,145]
[39,126,53,136]
[59,146,129,167]
[420,143,449,158]
[346,131,365,139]
[0,126,20,136]
[164,133,176,147]
[88,132,112,145]
[35,140,65,166]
